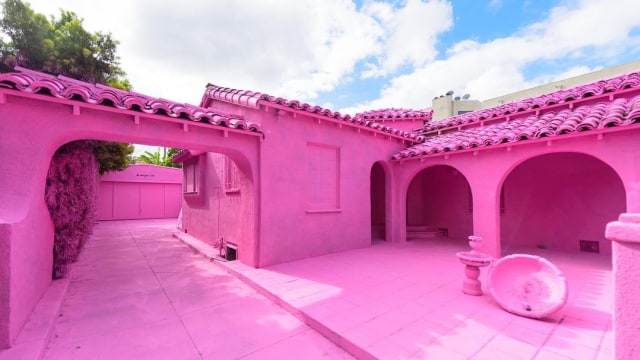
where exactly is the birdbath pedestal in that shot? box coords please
[456,236,492,296]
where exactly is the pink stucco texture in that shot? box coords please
[1,64,639,359]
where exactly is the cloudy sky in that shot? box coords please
[24,0,640,116]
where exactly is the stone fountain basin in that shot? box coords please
[488,254,568,319]
[456,251,493,267]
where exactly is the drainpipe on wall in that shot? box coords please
[605,213,640,360]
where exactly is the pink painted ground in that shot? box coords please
[1,219,351,360]
[3,219,613,359]
[215,240,614,360]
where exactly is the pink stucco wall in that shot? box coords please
[180,152,256,264]
[0,93,261,348]
[196,102,409,267]
[96,164,182,220]
[501,152,626,255]
[391,128,638,257]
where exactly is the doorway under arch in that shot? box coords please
[406,165,473,242]
[370,162,386,241]
[500,152,626,256]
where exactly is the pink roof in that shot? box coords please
[354,108,433,122]
[393,71,640,160]
[203,84,425,142]
[0,67,261,133]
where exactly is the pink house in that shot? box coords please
[1,66,640,357]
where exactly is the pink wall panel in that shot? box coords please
[140,183,166,219]
[96,182,114,220]
[113,183,140,219]
[164,184,183,218]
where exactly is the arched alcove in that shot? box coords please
[500,152,626,256]
[406,165,473,242]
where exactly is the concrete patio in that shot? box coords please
[1,219,613,359]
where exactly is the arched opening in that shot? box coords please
[43,137,257,278]
[406,165,473,243]
[370,162,386,242]
[179,151,255,262]
[500,152,626,256]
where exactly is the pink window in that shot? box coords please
[306,143,340,211]
[183,158,198,194]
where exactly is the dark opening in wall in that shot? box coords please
[225,242,238,261]
[579,240,600,253]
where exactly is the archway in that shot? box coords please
[406,165,473,242]
[370,162,386,241]
[500,152,626,256]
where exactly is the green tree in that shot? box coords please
[0,0,131,89]
[137,148,183,168]
[92,141,134,175]
[0,0,134,173]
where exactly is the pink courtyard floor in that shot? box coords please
[1,219,613,359]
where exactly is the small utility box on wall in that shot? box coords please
[96,164,182,220]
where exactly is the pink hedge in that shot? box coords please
[45,141,99,279]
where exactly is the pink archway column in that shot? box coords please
[387,161,407,243]
[464,156,507,258]
[0,120,58,349]
[606,213,640,360]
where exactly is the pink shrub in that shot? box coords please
[45,141,99,279]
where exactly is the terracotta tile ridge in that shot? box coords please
[0,68,261,133]
[420,69,640,135]
[203,83,425,143]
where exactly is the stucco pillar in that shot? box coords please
[0,114,56,348]
[605,213,640,360]
[471,188,501,257]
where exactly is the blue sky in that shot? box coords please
[24,0,640,118]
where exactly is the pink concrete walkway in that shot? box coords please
[208,238,614,360]
[4,219,351,360]
[2,220,614,359]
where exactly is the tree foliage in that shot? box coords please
[92,141,135,174]
[137,148,183,168]
[0,0,134,173]
[0,0,131,89]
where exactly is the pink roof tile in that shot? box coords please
[0,67,261,133]
[203,84,424,142]
[393,71,640,160]
[355,108,433,122]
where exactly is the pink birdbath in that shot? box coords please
[456,236,493,296]
[488,254,568,319]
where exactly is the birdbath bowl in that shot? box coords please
[488,254,568,319]
[456,251,493,296]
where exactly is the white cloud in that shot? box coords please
[343,0,640,114]
[20,0,640,116]
[362,0,453,77]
